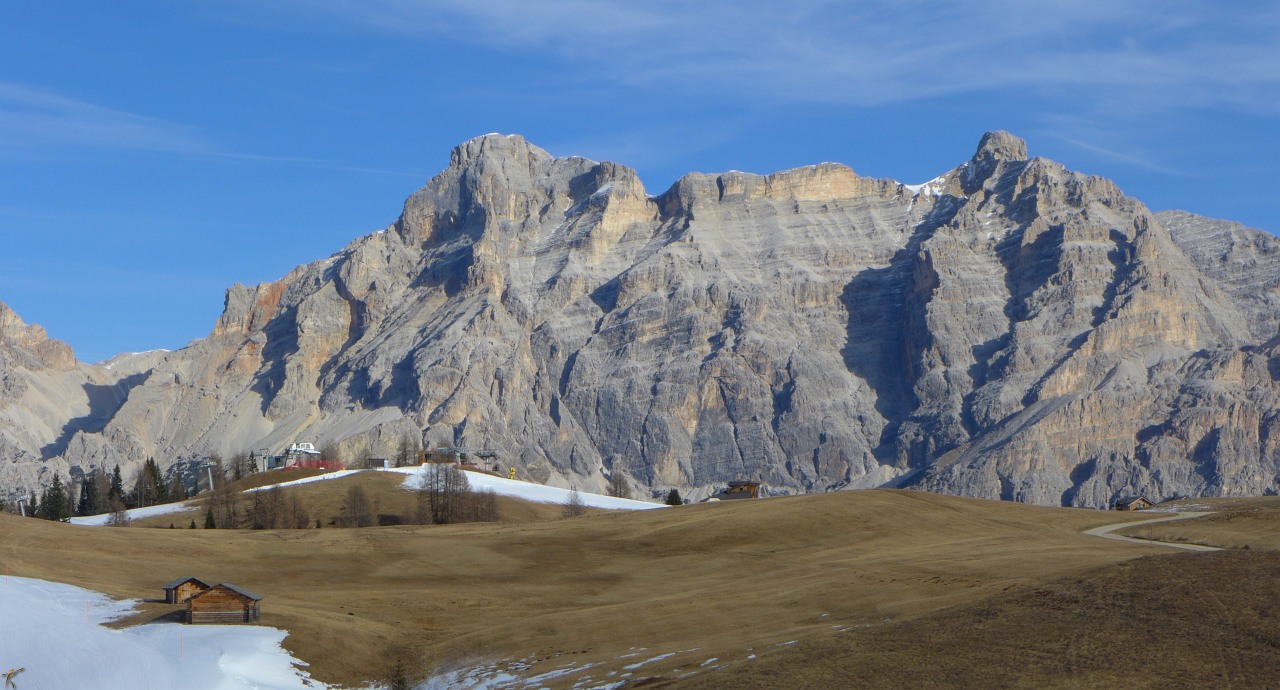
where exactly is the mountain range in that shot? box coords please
[3,131,1278,507]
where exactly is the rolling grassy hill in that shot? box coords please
[3,480,1275,688]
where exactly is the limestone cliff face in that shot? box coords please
[0,302,145,497]
[6,132,1280,506]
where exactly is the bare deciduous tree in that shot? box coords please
[416,463,472,524]
[340,485,375,528]
[106,496,130,527]
[607,472,631,499]
[395,434,418,468]
[563,488,586,518]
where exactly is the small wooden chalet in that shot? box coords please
[710,481,762,500]
[1115,496,1154,511]
[187,583,262,624]
[161,577,211,604]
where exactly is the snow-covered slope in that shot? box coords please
[0,576,321,689]
[388,466,666,510]
[68,467,663,525]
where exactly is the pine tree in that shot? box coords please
[40,474,69,521]
[77,477,99,516]
[148,458,169,504]
[108,465,124,503]
[665,489,683,506]
[169,473,186,502]
[204,508,216,529]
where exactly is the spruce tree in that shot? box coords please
[204,508,216,529]
[148,458,169,504]
[665,489,683,506]
[169,474,186,502]
[77,477,98,516]
[108,465,124,503]
[47,475,69,520]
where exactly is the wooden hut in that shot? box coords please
[711,481,762,500]
[1115,496,1154,511]
[161,577,210,604]
[187,583,262,624]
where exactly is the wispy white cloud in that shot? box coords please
[0,82,210,153]
[237,0,1280,113]
[0,81,422,177]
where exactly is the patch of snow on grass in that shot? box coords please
[0,576,321,689]
[244,470,364,492]
[390,467,664,511]
[69,501,196,526]
[623,652,674,670]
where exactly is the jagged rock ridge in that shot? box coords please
[3,132,1279,507]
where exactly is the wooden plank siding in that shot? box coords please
[169,580,208,604]
[162,577,210,604]
[187,584,261,624]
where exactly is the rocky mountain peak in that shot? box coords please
[448,133,552,169]
[0,300,76,371]
[973,130,1027,164]
[5,132,1280,510]
[963,130,1029,191]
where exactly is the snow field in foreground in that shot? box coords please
[0,576,321,690]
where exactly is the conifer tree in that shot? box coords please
[169,473,186,502]
[148,458,169,504]
[77,476,100,516]
[204,508,216,529]
[108,465,124,503]
[665,488,683,506]
[40,474,69,521]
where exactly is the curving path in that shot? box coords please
[1083,511,1221,552]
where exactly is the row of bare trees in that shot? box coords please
[413,464,498,524]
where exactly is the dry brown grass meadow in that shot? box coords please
[3,476,1276,688]
[1116,496,1280,551]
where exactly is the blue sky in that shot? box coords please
[2,1,1278,362]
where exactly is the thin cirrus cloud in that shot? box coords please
[0,81,417,177]
[259,0,1280,113]
[0,81,209,154]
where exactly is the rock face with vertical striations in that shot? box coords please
[0,301,149,496]
[3,132,1280,507]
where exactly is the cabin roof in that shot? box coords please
[1115,496,1152,505]
[190,582,263,601]
[162,577,210,591]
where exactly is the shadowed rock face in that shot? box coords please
[0,302,149,496]
[4,132,1280,506]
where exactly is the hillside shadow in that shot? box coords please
[41,372,149,459]
[251,306,300,415]
[840,197,961,464]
